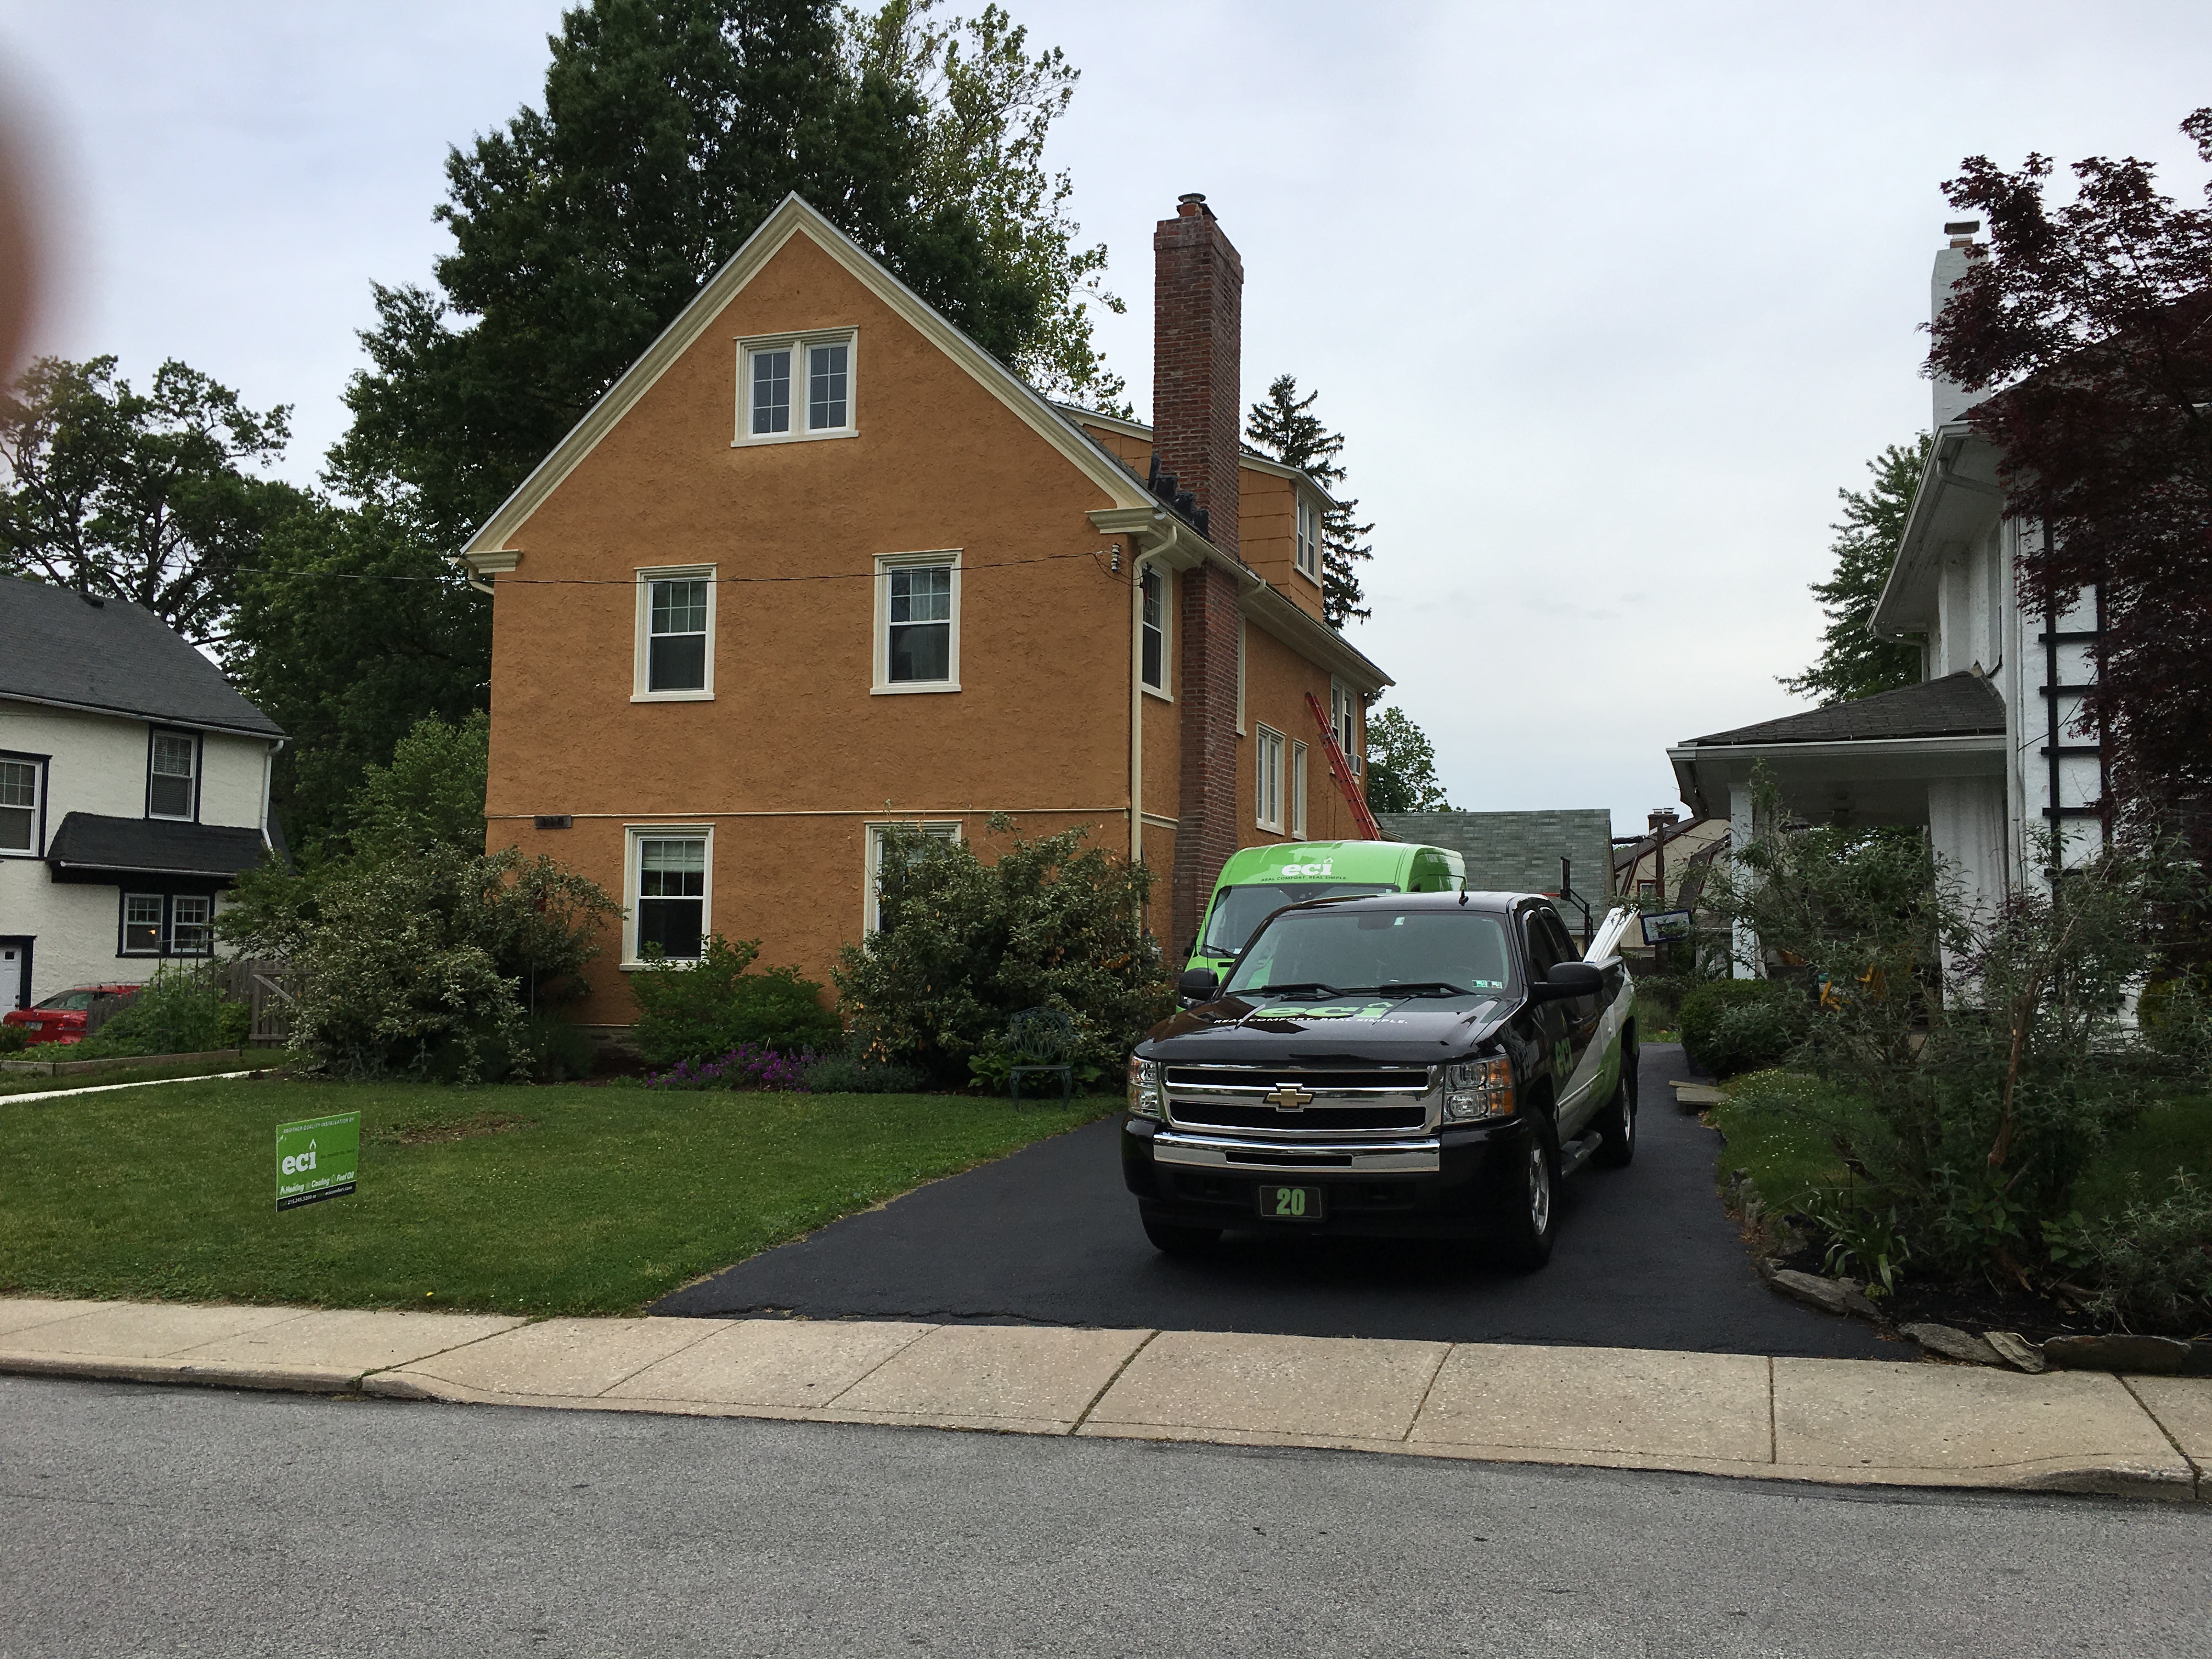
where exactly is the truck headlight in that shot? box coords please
[1443,1056,1514,1123]
[1128,1056,1165,1120]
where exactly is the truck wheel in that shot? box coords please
[1592,1070,1637,1168]
[1143,1216,1222,1256]
[1496,1122,1559,1269]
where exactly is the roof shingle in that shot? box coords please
[1681,671,2004,747]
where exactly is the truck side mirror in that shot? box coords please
[1530,961,1603,1001]
[1176,968,1220,1003]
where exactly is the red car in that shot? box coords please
[3,984,142,1047]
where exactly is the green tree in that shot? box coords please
[1780,437,1931,705]
[223,501,489,852]
[1363,704,1449,812]
[335,0,1116,547]
[1243,373,1373,628]
[0,355,304,644]
[347,709,491,863]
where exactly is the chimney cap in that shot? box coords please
[1178,193,1206,205]
[1943,219,1980,236]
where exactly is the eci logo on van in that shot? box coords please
[1280,860,1334,877]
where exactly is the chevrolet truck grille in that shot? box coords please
[1162,1063,1435,1137]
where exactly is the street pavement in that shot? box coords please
[5,1374,2205,1659]
[656,1043,1891,1358]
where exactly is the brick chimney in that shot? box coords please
[1155,193,1245,955]
[1932,219,1986,426]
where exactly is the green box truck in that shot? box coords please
[1183,840,1466,989]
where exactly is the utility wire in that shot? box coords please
[222,547,1130,586]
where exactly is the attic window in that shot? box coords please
[1295,495,1321,582]
[148,730,199,821]
[737,331,857,444]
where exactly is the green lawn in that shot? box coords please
[0,1053,263,1098]
[0,1078,1112,1315]
[1709,1069,2212,1224]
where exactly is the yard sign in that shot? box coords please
[276,1113,359,1211]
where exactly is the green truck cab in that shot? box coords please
[1183,841,1466,993]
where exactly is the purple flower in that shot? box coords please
[646,1043,817,1092]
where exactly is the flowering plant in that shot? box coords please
[645,1042,816,1092]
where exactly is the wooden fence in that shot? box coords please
[221,958,296,1044]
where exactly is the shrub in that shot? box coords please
[628,934,842,1065]
[0,1022,26,1054]
[2051,1172,2212,1334]
[223,843,620,1082]
[801,1054,926,1094]
[646,1043,815,1091]
[1679,978,1802,1077]
[832,818,1173,1087]
[71,967,249,1058]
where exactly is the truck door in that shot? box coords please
[1532,905,1605,1133]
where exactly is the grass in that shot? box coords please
[0,1053,269,1098]
[0,1077,1113,1315]
[1709,1068,2212,1226]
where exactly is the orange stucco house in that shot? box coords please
[461,191,1391,1032]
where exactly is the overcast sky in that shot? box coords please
[4,1,2209,839]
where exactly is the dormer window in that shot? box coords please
[148,730,199,820]
[1295,495,1321,583]
[737,331,857,444]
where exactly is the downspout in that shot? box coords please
[259,738,284,852]
[1128,545,1143,864]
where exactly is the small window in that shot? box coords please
[122,893,165,955]
[1638,879,1659,899]
[1290,742,1308,838]
[148,730,198,820]
[1330,682,1361,775]
[1295,495,1321,581]
[0,757,40,853]
[635,835,708,961]
[1139,565,1167,693]
[1255,726,1284,832]
[737,331,857,444]
[867,821,961,934]
[751,347,793,435]
[634,567,715,700]
[808,341,848,431]
[874,553,961,692]
[170,895,213,956]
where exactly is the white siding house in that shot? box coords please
[0,575,285,1010]
[1666,222,2103,974]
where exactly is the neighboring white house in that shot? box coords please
[1667,220,2104,974]
[0,574,286,1010]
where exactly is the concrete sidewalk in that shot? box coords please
[3,1296,2205,1501]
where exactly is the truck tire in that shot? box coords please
[1592,1069,1637,1168]
[1496,1120,1559,1269]
[1143,1216,1222,1256]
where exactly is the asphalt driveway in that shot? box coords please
[654,1043,1892,1358]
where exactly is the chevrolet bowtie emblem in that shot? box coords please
[1264,1084,1315,1111]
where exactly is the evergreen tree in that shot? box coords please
[335,0,1119,547]
[1244,373,1373,628]
[1363,704,1449,813]
[1780,436,1930,706]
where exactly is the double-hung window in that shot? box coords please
[630,830,710,963]
[122,894,165,954]
[634,566,715,699]
[1290,742,1308,838]
[117,891,213,957]
[1255,726,1284,832]
[866,821,961,934]
[874,552,960,692]
[1295,494,1321,583]
[0,754,42,854]
[737,331,857,443]
[170,896,213,955]
[1139,564,1168,695]
[148,729,199,820]
[1330,681,1361,775]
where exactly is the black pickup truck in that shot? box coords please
[1122,890,1637,1267]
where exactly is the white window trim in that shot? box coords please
[872,550,962,695]
[147,727,199,823]
[621,823,714,969]
[1331,679,1362,775]
[120,891,167,956]
[0,752,44,858]
[865,820,963,935]
[1294,490,1323,588]
[1290,741,1308,838]
[1139,561,1172,702]
[733,328,859,446]
[1255,724,1285,833]
[633,565,717,703]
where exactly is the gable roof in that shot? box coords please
[1679,670,2005,747]
[0,575,284,738]
[461,194,1157,561]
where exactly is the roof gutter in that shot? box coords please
[0,690,285,744]
[1870,418,2001,644]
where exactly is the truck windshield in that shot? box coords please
[1199,883,1395,959]
[1224,909,1514,1001]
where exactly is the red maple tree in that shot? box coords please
[1929,109,2212,822]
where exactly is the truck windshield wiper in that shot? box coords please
[1244,982,1345,1000]
[1376,981,1478,998]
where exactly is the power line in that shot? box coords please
[223,547,1128,587]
